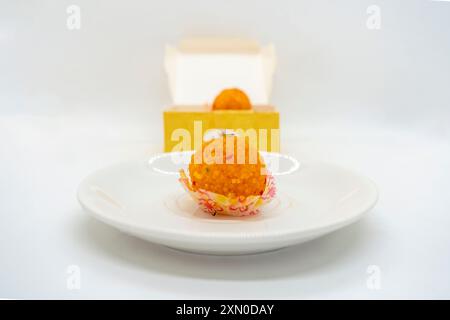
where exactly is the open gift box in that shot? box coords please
[163,38,280,152]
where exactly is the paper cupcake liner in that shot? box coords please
[179,170,276,217]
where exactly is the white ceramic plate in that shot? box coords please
[77,152,378,255]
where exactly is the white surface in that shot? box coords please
[1,0,450,299]
[77,155,378,255]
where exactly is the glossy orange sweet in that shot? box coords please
[189,136,266,197]
[212,88,252,110]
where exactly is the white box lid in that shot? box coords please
[165,38,277,106]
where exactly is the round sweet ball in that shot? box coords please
[212,88,252,110]
[189,136,266,197]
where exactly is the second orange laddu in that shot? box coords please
[212,88,252,110]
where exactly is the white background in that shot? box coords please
[1,0,450,299]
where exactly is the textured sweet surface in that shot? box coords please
[212,88,252,110]
[188,136,266,197]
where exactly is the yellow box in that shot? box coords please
[163,38,279,152]
[163,105,279,152]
